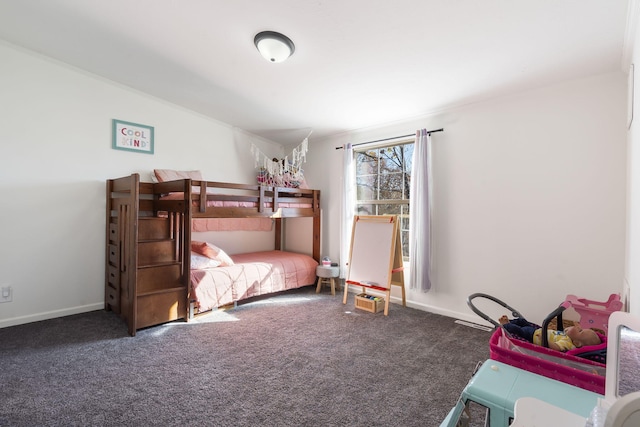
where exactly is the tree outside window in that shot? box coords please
[355,141,413,259]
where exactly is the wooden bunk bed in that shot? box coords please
[105,173,321,336]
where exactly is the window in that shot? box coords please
[354,140,413,259]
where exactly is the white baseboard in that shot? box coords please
[0,303,103,329]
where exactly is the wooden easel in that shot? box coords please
[342,215,406,315]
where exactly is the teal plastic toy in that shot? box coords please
[440,360,601,426]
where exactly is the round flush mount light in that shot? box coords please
[254,31,295,63]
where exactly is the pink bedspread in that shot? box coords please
[190,250,318,312]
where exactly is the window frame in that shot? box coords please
[353,138,414,260]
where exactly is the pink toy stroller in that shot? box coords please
[467,293,621,395]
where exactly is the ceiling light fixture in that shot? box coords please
[254,31,295,63]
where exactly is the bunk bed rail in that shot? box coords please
[188,180,320,218]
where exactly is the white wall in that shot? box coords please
[305,72,628,325]
[625,4,640,318]
[0,41,284,328]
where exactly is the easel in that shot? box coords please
[342,215,406,315]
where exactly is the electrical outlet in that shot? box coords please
[1,286,12,303]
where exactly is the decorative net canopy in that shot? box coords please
[250,132,310,188]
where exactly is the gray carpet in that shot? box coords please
[0,287,491,426]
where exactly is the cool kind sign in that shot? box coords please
[112,119,154,154]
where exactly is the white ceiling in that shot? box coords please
[0,1,631,145]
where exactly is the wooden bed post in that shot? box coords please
[313,190,321,262]
[127,175,140,336]
[313,214,321,263]
[184,180,193,319]
[105,180,113,312]
[258,185,265,213]
[274,218,282,251]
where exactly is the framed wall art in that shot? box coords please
[112,119,154,154]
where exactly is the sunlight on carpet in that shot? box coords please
[159,294,318,328]
[243,295,314,306]
[165,310,240,327]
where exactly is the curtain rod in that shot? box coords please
[334,128,444,150]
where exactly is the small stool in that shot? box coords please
[316,265,340,296]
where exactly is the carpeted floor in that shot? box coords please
[0,287,491,426]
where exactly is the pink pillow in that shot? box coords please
[191,241,234,267]
[154,169,202,182]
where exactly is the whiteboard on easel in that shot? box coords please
[347,216,397,289]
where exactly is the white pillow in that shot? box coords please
[191,241,235,267]
[190,252,222,270]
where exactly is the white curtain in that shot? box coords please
[409,129,432,292]
[340,143,355,279]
